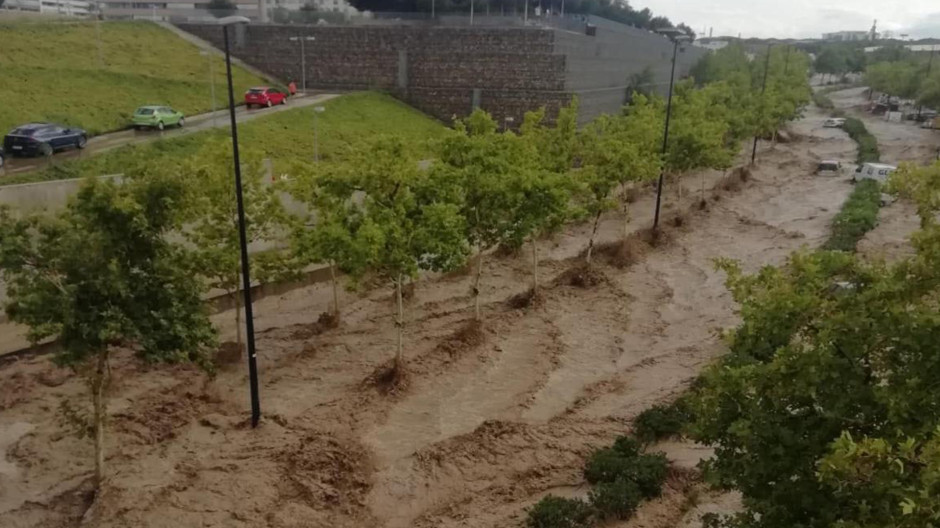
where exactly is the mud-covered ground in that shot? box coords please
[1,103,867,527]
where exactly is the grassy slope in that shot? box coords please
[1,92,446,186]
[0,20,266,136]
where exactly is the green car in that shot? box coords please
[132,106,184,131]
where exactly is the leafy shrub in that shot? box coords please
[588,477,642,520]
[842,117,880,164]
[525,495,594,528]
[633,400,691,444]
[824,179,881,252]
[812,91,835,110]
[584,436,669,498]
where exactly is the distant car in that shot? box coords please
[3,123,87,157]
[245,87,287,108]
[132,106,184,130]
[815,160,842,175]
[853,162,897,184]
[824,118,846,128]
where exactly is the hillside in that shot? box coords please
[0,20,266,136]
[0,92,447,186]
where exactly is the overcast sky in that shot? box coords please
[638,0,940,39]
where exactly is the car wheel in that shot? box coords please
[266,100,273,108]
[76,135,87,149]
[39,143,53,157]
[178,117,185,128]
[157,121,165,131]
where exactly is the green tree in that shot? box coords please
[343,136,469,373]
[183,143,292,352]
[435,110,534,319]
[521,99,581,175]
[288,161,382,320]
[0,176,216,491]
[577,98,660,261]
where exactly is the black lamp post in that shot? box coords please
[219,15,261,429]
[652,28,690,231]
[751,43,772,166]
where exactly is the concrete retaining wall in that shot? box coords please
[176,20,706,125]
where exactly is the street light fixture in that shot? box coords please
[219,15,262,429]
[751,44,772,166]
[199,50,218,127]
[313,105,326,162]
[652,27,691,231]
[288,36,316,95]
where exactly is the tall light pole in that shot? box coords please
[219,15,261,429]
[751,44,772,166]
[200,50,218,127]
[652,28,690,231]
[289,35,315,94]
[313,105,325,162]
[918,46,935,121]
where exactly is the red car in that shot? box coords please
[244,86,287,108]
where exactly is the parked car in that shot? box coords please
[824,118,846,128]
[132,106,184,130]
[853,162,897,183]
[815,160,842,175]
[3,123,87,157]
[245,87,287,108]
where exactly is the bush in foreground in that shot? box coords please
[525,496,594,528]
[584,436,669,498]
[633,400,691,444]
[588,477,643,520]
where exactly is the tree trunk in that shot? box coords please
[395,274,404,372]
[700,171,707,204]
[531,238,539,292]
[234,290,242,350]
[473,249,484,320]
[91,348,109,491]
[586,209,602,264]
[330,261,340,318]
[675,173,682,205]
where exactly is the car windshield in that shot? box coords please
[10,127,40,136]
[136,108,155,115]
[248,89,265,94]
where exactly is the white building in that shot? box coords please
[269,0,355,16]
[96,0,354,21]
[822,30,872,42]
[2,0,92,16]
[693,39,729,51]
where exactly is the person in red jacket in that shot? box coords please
[288,80,298,96]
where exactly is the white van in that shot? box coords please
[853,162,897,183]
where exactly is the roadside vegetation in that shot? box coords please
[0,92,445,186]
[842,116,880,163]
[0,19,265,136]
[679,161,940,528]
[823,179,881,251]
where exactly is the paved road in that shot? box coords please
[2,93,338,176]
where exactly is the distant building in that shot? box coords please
[693,39,729,51]
[864,43,940,53]
[2,0,91,17]
[822,30,872,42]
[98,0,356,22]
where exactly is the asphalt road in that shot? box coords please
[1,92,338,176]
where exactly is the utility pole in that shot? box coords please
[289,36,315,94]
[751,44,772,166]
[470,0,474,25]
[918,47,935,121]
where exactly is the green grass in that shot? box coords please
[824,179,882,252]
[0,20,267,136]
[0,92,446,186]
[842,117,880,164]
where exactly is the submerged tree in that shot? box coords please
[0,175,216,492]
